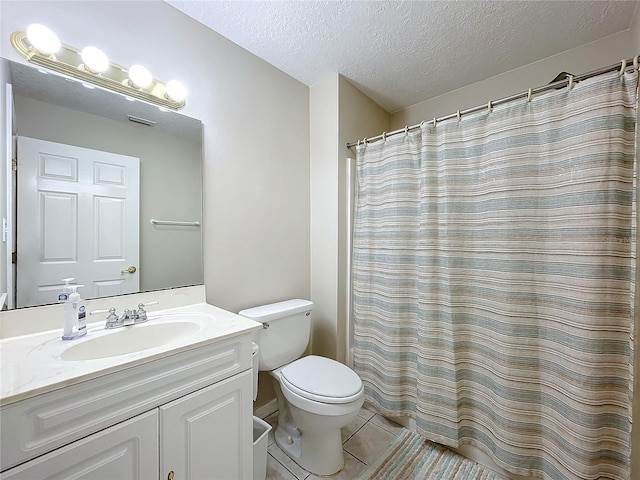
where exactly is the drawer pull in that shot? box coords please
[168,470,175,480]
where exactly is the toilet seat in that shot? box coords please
[280,355,363,404]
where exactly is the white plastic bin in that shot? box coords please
[253,416,272,480]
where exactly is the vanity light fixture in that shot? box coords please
[80,46,110,74]
[25,24,60,56]
[166,79,187,103]
[128,64,153,89]
[11,24,187,110]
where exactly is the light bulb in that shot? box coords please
[128,64,153,89]
[165,80,186,102]
[26,24,61,55]
[80,46,109,73]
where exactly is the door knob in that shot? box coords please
[121,265,137,274]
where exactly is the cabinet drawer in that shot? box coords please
[1,335,252,471]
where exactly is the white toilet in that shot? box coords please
[240,299,364,476]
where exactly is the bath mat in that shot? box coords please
[354,430,504,480]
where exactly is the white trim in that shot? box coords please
[4,83,14,309]
[345,157,355,368]
[253,398,277,420]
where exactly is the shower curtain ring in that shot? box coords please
[487,101,493,113]
[619,59,627,76]
[404,125,409,135]
[432,118,437,128]
[567,75,574,91]
[382,132,387,141]
[634,56,639,71]
[527,88,533,102]
[456,110,461,122]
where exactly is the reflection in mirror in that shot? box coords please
[2,58,203,309]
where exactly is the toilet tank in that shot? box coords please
[239,299,313,371]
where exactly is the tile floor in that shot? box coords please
[263,407,406,480]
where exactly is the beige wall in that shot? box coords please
[391,28,639,129]
[310,73,389,362]
[310,74,340,359]
[13,95,202,293]
[0,0,311,317]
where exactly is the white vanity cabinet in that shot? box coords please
[161,371,252,480]
[1,410,160,479]
[1,334,254,480]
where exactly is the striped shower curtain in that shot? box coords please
[352,70,638,480]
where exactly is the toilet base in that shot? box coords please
[271,374,351,476]
[274,422,344,476]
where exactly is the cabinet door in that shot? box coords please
[2,410,158,480]
[160,370,253,480]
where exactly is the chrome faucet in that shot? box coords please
[91,301,158,329]
[121,309,136,327]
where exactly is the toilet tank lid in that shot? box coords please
[238,299,313,323]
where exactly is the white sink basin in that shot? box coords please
[60,321,201,361]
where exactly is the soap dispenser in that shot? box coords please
[62,285,86,340]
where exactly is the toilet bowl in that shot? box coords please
[271,356,364,475]
[239,300,364,476]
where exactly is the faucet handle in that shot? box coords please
[103,307,121,329]
[135,301,158,323]
[139,301,159,308]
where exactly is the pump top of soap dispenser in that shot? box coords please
[58,278,76,303]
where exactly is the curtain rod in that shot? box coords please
[346,55,639,149]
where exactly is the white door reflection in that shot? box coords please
[17,137,139,308]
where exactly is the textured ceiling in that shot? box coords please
[166,1,639,112]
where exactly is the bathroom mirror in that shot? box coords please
[3,58,203,309]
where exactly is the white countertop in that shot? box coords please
[0,302,261,406]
